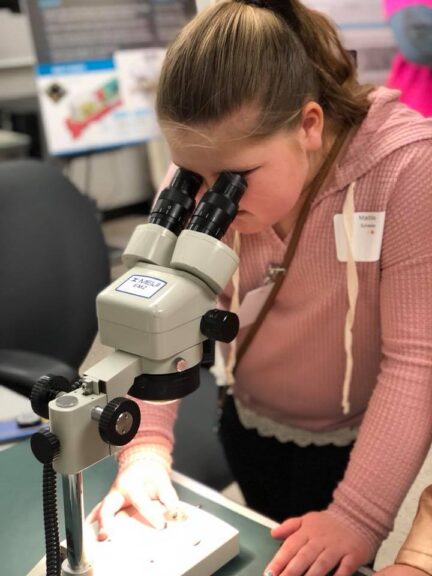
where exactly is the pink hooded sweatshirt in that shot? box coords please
[119,89,432,556]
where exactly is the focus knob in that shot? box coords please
[200,309,239,343]
[31,374,72,419]
[98,397,141,446]
[31,428,60,464]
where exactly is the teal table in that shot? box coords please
[0,440,280,576]
[1,441,374,576]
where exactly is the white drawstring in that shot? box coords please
[341,182,359,415]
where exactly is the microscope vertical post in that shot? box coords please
[62,473,91,575]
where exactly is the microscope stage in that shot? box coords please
[28,501,239,576]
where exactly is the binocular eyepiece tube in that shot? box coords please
[149,169,247,238]
[187,171,247,239]
[149,168,203,236]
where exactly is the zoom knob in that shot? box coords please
[98,397,141,446]
[200,309,239,343]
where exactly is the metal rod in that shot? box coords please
[61,473,92,574]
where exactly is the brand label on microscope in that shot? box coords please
[116,275,167,299]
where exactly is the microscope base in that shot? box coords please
[61,558,93,576]
[28,501,239,576]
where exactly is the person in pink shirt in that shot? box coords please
[384,0,432,116]
[89,2,432,576]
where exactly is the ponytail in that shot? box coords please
[157,0,372,136]
[259,0,371,124]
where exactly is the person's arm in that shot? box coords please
[326,140,432,549]
[373,486,432,576]
[386,4,432,66]
[376,564,429,576]
[117,398,179,470]
[396,485,432,574]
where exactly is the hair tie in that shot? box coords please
[243,0,268,8]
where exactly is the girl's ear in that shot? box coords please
[299,101,324,152]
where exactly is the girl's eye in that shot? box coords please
[235,170,254,178]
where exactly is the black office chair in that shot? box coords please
[0,159,111,397]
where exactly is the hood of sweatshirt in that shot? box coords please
[315,87,432,205]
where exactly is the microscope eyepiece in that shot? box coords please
[186,172,247,239]
[149,168,203,235]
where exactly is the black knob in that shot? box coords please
[200,309,239,343]
[201,339,215,368]
[31,374,73,419]
[31,428,60,464]
[99,398,141,446]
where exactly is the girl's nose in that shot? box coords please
[195,184,206,204]
[195,177,218,202]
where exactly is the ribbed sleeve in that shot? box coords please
[117,399,179,471]
[328,143,432,548]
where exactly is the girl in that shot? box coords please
[91,2,432,576]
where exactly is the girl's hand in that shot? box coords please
[264,511,373,576]
[376,566,431,576]
[87,459,179,541]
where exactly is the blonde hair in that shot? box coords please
[156,0,373,138]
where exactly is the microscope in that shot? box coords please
[29,169,246,576]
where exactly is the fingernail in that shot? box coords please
[264,571,273,576]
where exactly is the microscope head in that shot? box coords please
[95,170,247,403]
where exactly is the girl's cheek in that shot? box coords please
[239,187,259,212]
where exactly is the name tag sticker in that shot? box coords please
[333,212,386,262]
[116,275,166,299]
